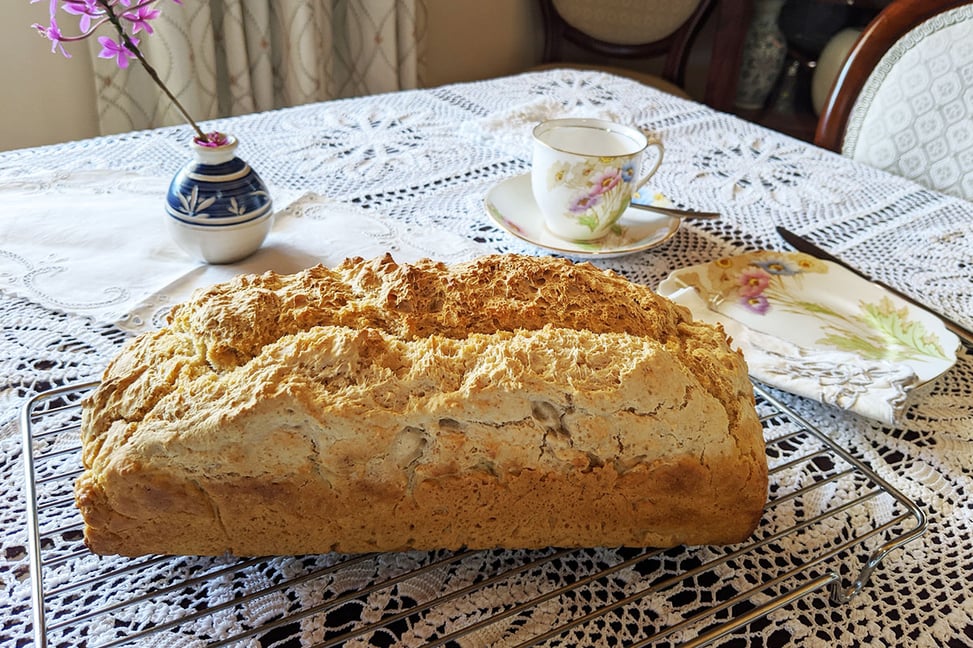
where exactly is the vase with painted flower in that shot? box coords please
[165,133,273,264]
[735,0,788,111]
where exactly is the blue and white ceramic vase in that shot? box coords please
[165,134,273,264]
[735,0,788,111]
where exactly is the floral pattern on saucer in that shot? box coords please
[658,251,961,422]
[679,251,951,365]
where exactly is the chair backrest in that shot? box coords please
[538,0,752,111]
[814,0,973,201]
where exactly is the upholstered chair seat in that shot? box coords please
[816,0,973,202]
[535,0,751,111]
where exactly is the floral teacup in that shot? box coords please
[531,118,664,241]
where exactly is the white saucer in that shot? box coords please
[484,173,680,259]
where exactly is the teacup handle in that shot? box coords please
[633,135,664,191]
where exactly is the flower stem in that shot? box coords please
[96,0,209,142]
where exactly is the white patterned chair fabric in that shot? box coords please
[815,0,973,202]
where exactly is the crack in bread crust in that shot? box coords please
[77,254,768,557]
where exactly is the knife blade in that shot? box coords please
[776,226,973,347]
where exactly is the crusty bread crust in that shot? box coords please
[76,254,767,556]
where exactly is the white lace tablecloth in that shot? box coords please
[1,69,972,647]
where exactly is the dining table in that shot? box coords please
[1,68,971,647]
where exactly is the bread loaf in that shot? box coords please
[76,254,767,557]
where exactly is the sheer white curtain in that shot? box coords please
[88,0,425,136]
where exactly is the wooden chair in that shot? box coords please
[814,0,973,201]
[535,0,753,111]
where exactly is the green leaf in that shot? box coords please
[578,214,599,232]
[857,297,948,360]
[790,300,843,318]
[817,331,895,361]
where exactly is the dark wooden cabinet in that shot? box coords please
[733,0,890,142]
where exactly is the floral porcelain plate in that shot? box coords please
[484,173,680,259]
[658,251,960,423]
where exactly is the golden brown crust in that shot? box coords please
[77,254,767,557]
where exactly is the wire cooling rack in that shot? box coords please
[22,381,926,647]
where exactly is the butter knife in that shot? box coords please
[777,226,973,346]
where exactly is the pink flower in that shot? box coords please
[98,34,138,68]
[123,5,161,34]
[194,132,230,147]
[32,16,71,57]
[61,0,101,33]
[590,168,621,195]
[738,269,771,297]
[31,0,208,141]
